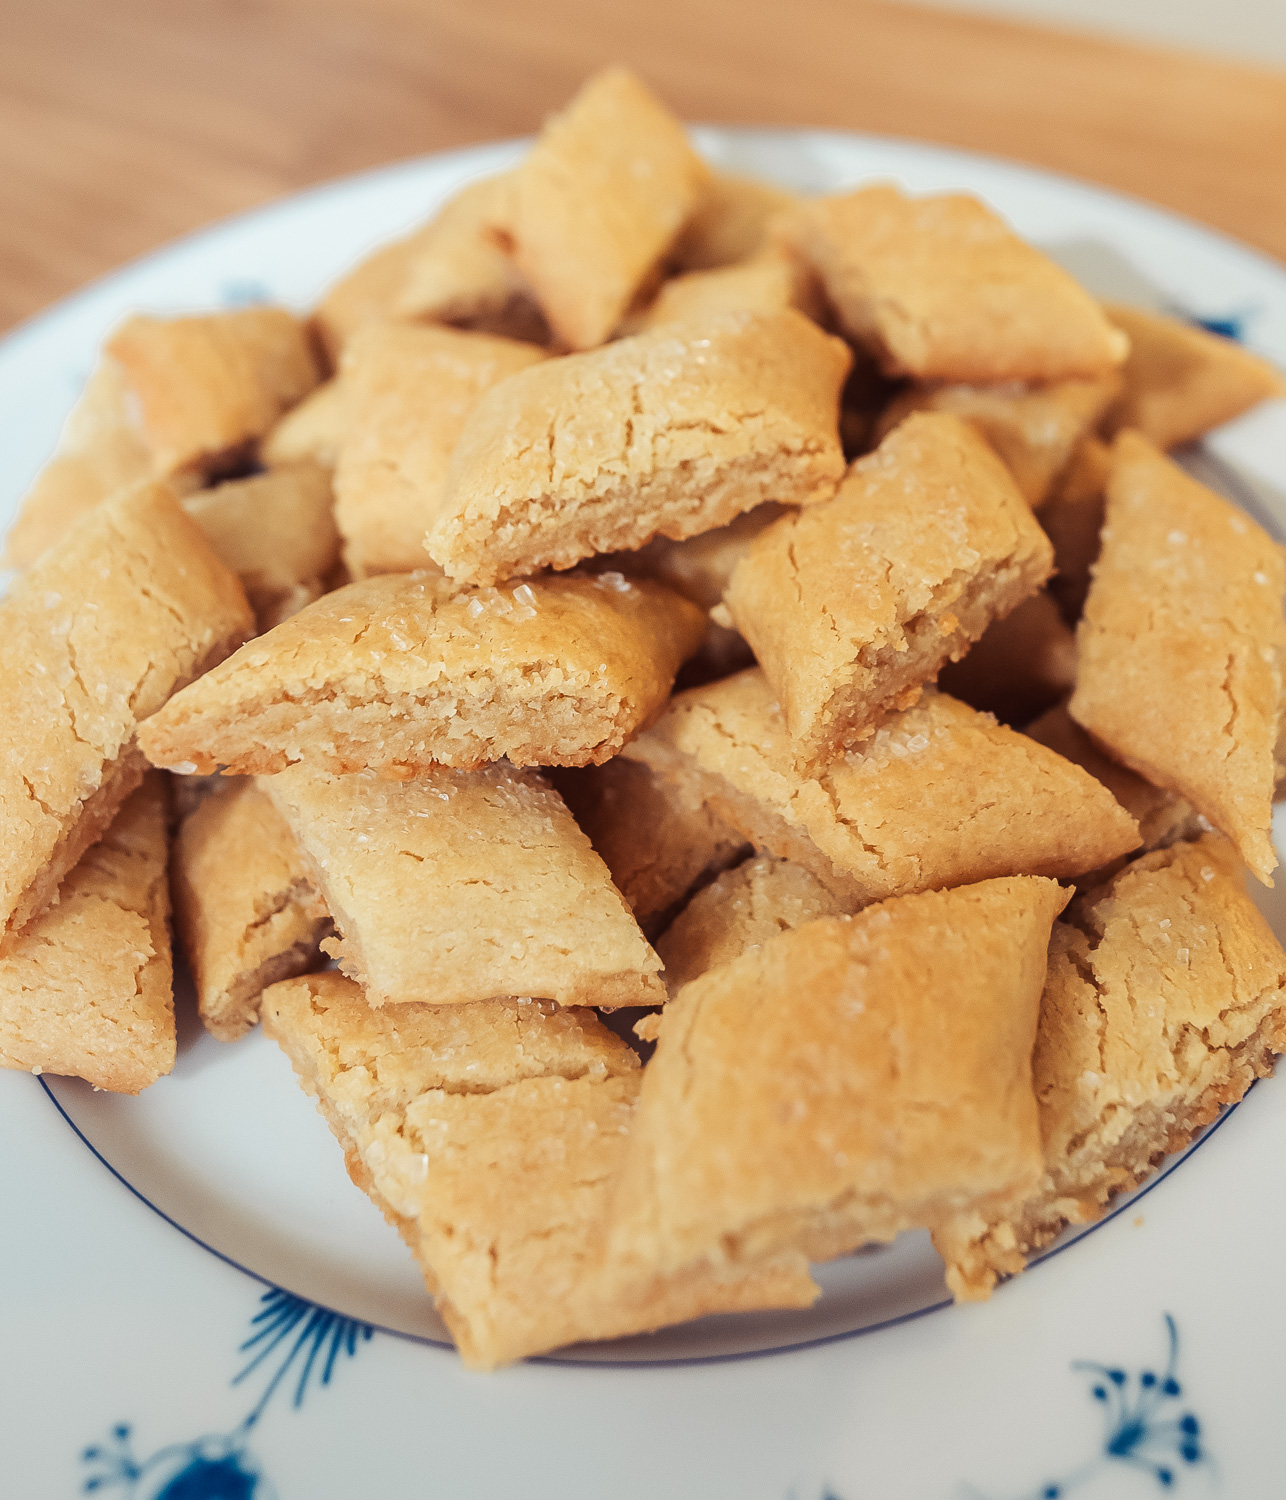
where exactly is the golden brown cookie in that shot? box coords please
[0,481,252,942]
[428,308,850,587]
[721,412,1053,770]
[937,589,1077,728]
[1040,436,1110,624]
[874,371,1121,507]
[260,377,348,471]
[618,248,822,336]
[5,360,158,570]
[550,757,749,936]
[182,461,340,632]
[609,877,1068,1282]
[670,170,799,271]
[656,854,851,993]
[332,322,547,577]
[106,308,321,479]
[261,972,817,1368]
[491,67,710,350]
[1024,701,1202,852]
[138,571,705,777]
[625,669,1141,905]
[935,837,1286,1299]
[311,229,430,364]
[261,762,666,1008]
[392,173,548,343]
[171,779,330,1042]
[1103,303,1285,450]
[0,775,173,1093]
[1070,431,1286,883]
[777,185,1127,382]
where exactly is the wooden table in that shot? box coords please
[3,0,1285,333]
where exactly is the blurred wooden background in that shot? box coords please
[4,0,1286,332]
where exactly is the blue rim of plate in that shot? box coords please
[36,1077,1248,1369]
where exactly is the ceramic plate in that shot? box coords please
[3,127,1285,1500]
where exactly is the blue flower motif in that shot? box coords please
[218,278,274,309]
[959,1314,1208,1500]
[80,1289,373,1497]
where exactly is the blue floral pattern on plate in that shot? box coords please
[81,1289,372,1498]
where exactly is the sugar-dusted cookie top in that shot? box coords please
[656,854,850,994]
[428,308,851,587]
[106,308,321,479]
[262,972,815,1368]
[0,775,173,1094]
[392,173,547,343]
[261,762,666,1009]
[777,185,1127,382]
[333,322,547,578]
[5,359,158,570]
[492,67,710,350]
[171,778,329,1042]
[625,669,1140,905]
[183,460,340,632]
[937,835,1286,1299]
[874,371,1121,508]
[138,570,705,777]
[722,412,1053,770]
[0,481,252,940]
[609,877,1067,1281]
[1103,302,1285,451]
[1070,431,1286,883]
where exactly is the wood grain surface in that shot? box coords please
[3,0,1285,332]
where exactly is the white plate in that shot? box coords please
[3,127,1286,1499]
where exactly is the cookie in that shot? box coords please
[183,460,340,632]
[873,372,1121,507]
[1025,702,1202,852]
[261,972,817,1368]
[0,481,253,941]
[1069,431,1286,883]
[550,756,748,935]
[609,877,1068,1281]
[721,412,1053,770]
[937,589,1077,728]
[655,854,851,994]
[171,779,330,1042]
[261,762,666,1008]
[260,378,348,471]
[491,67,710,350]
[935,837,1286,1299]
[105,308,322,479]
[0,775,173,1094]
[138,571,705,777]
[392,173,548,344]
[624,669,1141,905]
[427,308,850,587]
[1103,302,1285,450]
[618,248,822,336]
[311,229,431,365]
[1040,436,1110,624]
[5,359,157,570]
[670,170,799,271]
[333,322,547,577]
[777,185,1127,382]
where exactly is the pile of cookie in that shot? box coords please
[4,67,1286,1370]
